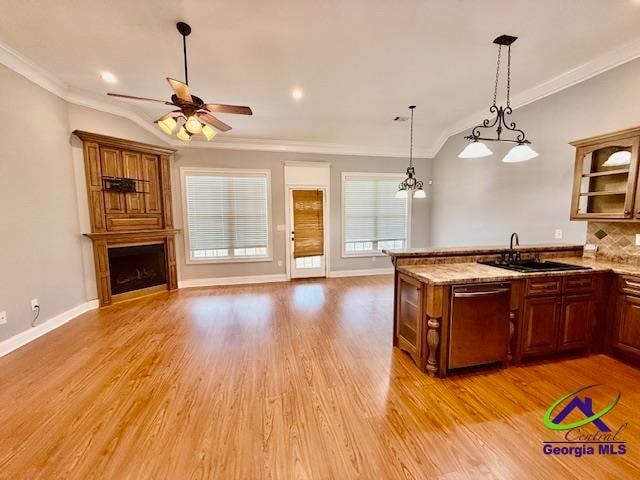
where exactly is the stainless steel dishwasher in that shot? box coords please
[448,282,511,370]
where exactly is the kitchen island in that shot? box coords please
[385,244,640,378]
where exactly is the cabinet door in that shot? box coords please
[612,294,640,360]
[100,147,125,214]
[396,274,423,366]
[571,136,639,220]
[558,294,592,352]
[521,296,562,356]
[142,154,162,214]
[122,151,144,214]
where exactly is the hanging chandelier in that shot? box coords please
[396,105,426,198]
[458,34,538,163]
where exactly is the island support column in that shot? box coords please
[423,284,448,378]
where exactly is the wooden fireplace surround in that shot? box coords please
[74,131,179,306]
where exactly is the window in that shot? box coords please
[342,173,410,256]
[182,168,271,262]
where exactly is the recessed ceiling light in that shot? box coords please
[291,88,303,101]
[100,71,118,84]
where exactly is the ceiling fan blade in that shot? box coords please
[197,112,232,132]
[153,110,183,123]
[205,103,253,115]
[167,78,193,102]
[107,93,174,105]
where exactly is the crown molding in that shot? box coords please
[431,36,640,156]
[3,36,640,159]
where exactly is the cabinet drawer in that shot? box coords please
[526,278,562,296]
[564,275,595,293]
[619,276,640,296]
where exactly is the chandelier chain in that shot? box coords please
[409,106,414,168]
[492,45,502,106]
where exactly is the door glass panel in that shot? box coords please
[576,145,631,215]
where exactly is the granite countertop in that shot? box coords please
[383,243,583,258]
[397,257,640,286]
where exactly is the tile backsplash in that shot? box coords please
[587,222,640,264]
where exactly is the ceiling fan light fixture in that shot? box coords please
[202,124,217,141]
[458,141,493,158]
[156,116,177,135]
[185,115,203,134]
[177,126,192,142]
[502,144,538,163]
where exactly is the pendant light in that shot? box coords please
[459,34,537,163]
[396,105,426,199]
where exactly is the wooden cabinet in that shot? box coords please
[396,274,424,367]
[74,131,174,233]
[570,127,640,221]
[611,276,640,364]
[520,276,595,358]
[521,296,562,356]
[559,294,592,351]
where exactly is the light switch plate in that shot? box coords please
[276,224,286,232]
[554,229,563,239]
[636,234,640,246]
[0,311,6,325]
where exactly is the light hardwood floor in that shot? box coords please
[0,275,638,479]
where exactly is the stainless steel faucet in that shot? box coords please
[509,232,520,262]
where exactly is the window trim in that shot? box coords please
[341,172,411,258]
[180,167,273,264]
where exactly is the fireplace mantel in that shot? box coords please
[75,131,179,307]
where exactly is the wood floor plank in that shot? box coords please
[0,275,638,479]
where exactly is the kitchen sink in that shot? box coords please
[481,259,592,273]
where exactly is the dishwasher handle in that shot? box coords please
[453,288,510,298]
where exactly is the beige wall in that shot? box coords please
[0,65,86,341]
[429,58,640,248]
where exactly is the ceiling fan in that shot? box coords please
[107,22,252,142]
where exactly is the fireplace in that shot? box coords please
[108,244,167,296]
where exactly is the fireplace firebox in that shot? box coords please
[108,244,167,296]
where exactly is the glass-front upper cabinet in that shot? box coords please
[570,132,640,220]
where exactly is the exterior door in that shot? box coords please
[289,189,326,278]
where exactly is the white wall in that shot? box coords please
[429,58,640,247]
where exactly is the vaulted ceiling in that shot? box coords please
[2,0,640,156]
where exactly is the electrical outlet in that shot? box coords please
[31,299,39,311]
[554,229,563,240]
[277,260,283,267]
[636,234,640,246]
[372,256,376,262]
[0,311,6,325]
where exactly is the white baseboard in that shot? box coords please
[0,299,99,358]
[328,268,394,278]
[179,273,288,288]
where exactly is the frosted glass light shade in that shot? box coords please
[603,150,631,167]
[185,115,203,134]
[502,144,538,163]
[176,126,192,142]
[413,188,426,199]
[157,117,177,135]
[458,141,493,158]
[395,188,408,198]
[202,124,217,141]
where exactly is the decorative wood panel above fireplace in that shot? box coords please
[74,131,179,306]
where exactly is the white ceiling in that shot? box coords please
[2,0,640,157]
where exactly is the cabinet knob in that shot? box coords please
[624,210,631,215]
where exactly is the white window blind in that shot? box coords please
[184,171,270,261]
[343,174,408,255]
